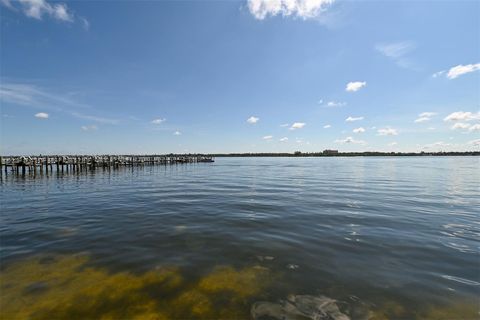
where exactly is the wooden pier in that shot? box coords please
[0,154,214,175]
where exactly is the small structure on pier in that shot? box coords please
[323,149,339,155]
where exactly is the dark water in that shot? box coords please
[1,157,479,319]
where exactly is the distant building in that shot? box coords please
[323,149,339,155]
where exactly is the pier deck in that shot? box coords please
[0,154,214,175]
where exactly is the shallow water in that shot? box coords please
[1,157,479,319]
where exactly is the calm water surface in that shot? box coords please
[1,157,479,319]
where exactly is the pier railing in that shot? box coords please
[0,154,214,175]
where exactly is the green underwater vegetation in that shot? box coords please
[0,254,271,320]
[0,254,478,320]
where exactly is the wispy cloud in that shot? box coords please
[345,116,364,122]
[262,135,273,140]
[433,63,480,79]
[34,112,49,119]
[81,125,98,131]
[79,16,90,30]
[279,137,288,142]
[414,112,436,123]
[0,82,123,125]
[423,141,451,149]
[290,122,306,130]
[375,41,415,68]
[174,130,181,135]
[432,70,445,78]
[247,116,259,124]
[1,0,82,23]
[247,0,335,20]
[323,124,331,129]
[377,127,398,136]
[0,83,89,110]
[419,112,437,118]
[151,118,166,125]
[352,127,365,133]
[414,117,430,123]
[324,100,347,108]
[335,136,365,144]
[346,81,366,92]
[469,139,480,146]
[73,112,119,124]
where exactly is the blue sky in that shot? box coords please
[0,0,479,154]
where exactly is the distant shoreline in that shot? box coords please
[2,151,479,157]
[213,151,480,157]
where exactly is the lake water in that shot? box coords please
[1,157,479,319]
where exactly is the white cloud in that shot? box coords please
[335,136,365,144]
[290,122,306,130]
[419,112,437,118]
[81,125,97,131]
[326,101,346,107]
[317,99,323,104]
[415,112,437,123]
[377,127,398,136]
[279,137,288,142]
[451,123,470,130]
[444,111,480,122]
[323,124,331,129]
[346,81,366,92]
[3,0,74,21]
[352,127,365,133]
[151,118,166,124]
[247,0,335,20]
[468,139,480,146]
[388,142,398,146]
[375,41,415,68]
[174,131,181,135]
[345,116,364,122]
[469,124,480,132]
[34,112,49,119]
[414,117,430,123]
[2,0,90,28]
[263,135,273,140]
[247,116,259,124]
[446,63,480,79]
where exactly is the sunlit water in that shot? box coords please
[1,157,479,319]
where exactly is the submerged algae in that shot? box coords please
[367,300,480,320]
[0,254,178,320]
[1,254,478,320]
[0,254,272,320]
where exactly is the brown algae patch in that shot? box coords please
[0,255,272,319]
